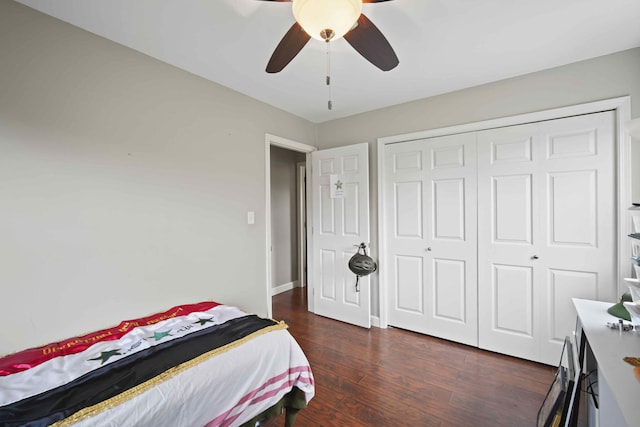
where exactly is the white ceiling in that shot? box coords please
[16,0,640,123]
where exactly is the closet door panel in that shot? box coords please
[478,123,541,360]
[478,111,615,365]
[384,140,429,332]
[537,111,615,363]
[492,264,534,336]
[433,258,467,322]
[492,174,533,244]
[427,133,477,345]
[395,255,424,314]
[548,170,597,247]
[548,269,597,341]
[394,181,423,239]
[385,134,477,346]
[433,178,465,240]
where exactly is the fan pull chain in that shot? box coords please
[326,39,332,111]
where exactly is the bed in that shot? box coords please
[0,301,314,426]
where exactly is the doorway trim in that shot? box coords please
[265,133,316,318]
[377,96,632,329]
[297,162,307,289]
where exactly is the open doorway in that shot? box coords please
[264,134,316,318]
[269,145,306,295]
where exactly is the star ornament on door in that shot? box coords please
[330,174,345,198]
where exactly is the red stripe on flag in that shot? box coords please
[206,366,313,427]
[0,301,220,376]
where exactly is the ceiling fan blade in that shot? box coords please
[266,22,311,73]
[343,13,399,71]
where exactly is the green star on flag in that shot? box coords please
[193,318,214,326]
[151,330,172,341]
[89,349,122,364]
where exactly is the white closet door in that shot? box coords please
[477,111,615,364]
[477,123,542,361]
[537,112,616,361]
[385,133,478,346]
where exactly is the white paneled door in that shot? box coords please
[310,143,370,328]
[477,111,615,365]
[384,133,478,345]
[382,110,616,364]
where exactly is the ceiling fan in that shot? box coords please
[260,0,399,73]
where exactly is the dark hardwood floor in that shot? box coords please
[261,287,557,427]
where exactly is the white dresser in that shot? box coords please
[573,298,640,427]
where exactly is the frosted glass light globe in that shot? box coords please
[292,0,363,41]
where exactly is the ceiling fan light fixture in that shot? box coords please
[292,0,363,41]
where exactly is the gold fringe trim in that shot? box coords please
[53,321,288,426]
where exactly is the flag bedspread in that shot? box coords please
[0,302,314,427]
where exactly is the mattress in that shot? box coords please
[0,302,314,426]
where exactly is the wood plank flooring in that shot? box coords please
[261,287,558,427]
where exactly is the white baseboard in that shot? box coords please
[272,280,299,296]
[370,315,381,328]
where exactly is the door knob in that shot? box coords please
[426,247,432,252]
[532,255,539,260]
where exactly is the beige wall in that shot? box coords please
[317,47,640,316]
[318,48,640,145]
[2,0,639,354]
[0,0,316,355]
